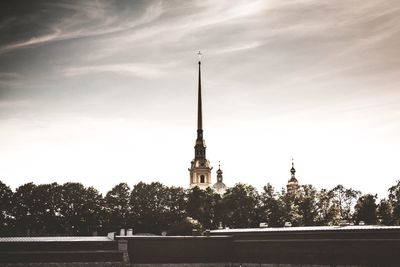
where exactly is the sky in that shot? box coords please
[0,0,399,198]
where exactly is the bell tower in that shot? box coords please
[286,158,300,195]
[189,52,212,189]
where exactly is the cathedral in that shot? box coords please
[187,54,298,195]
[188,54,227,194]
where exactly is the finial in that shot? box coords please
[218,161,221,169]
[292,158,294,167]
[198,51,202,62]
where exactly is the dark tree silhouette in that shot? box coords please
[221,183,260,228]
[297,185,319,226]
[163,186,186,228]
[354,194,378,225]
[59,183,103,235]
[104,183,131,232]
[388,180,400,225]
[4,179,400,237]
[13,183,37,236]
[0,181,14,236]
[259,183,285,227]
[186,186,221,230]
[129,182,170,234]
[30,183,64,235]
[378,198,393,225]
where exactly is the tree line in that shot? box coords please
[1,180,400,237]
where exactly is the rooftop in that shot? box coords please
[0,236,113,242]
[210,225,400,234]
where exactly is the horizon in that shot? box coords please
[1,1,399,198]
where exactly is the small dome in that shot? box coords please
[213,182,226,189]
[213,182,227,195]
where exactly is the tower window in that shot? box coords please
[200,175,205,183]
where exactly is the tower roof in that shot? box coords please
[288,159,298,183]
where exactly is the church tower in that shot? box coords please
[286,159,300,194]
[212,162,227,195]
[189,52,212,189]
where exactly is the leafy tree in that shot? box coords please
[354,194,378,225]
[331,185,361,222]
[163,186,187,227]
[59,183,103,235]
[167,217,202,236]
[388,180,400,225]
[315,188,340,226]
[378,199,393,225]
[129,182,170,234]
[30,183,64,235]
[83,186,104,235]
[0,181,14,236]
[186,186,221,230]
[221,183,260,228]
[259,183,285,227]
[13,183,37,236]
[297,185,318,226]
[104,183,131,232]
[279,188,301,226]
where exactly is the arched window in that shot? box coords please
[200,175,205,183]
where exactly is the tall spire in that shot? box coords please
[194,51,206,160]
[197,51,203,135]
[189,52,212,190]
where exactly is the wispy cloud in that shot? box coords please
[62,63,168,78]
[0,1,165,54]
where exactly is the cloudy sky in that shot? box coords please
[0,0,399,197]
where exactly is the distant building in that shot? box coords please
[212,163,227,195]
[286,159,300,194]
[188,54,213,190]
[188,54,227,193]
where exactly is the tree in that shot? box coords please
[167,217,202,236]
[129,182,169,234]
[354,194,378,225]
[331,185,361,222]
[221,183,260,228]
[388,180,400,225]
[259,183,285,227]
[297,185,319,226]
[378,199,393,225]
[186,186,221,230]
[13,183,37,236]
[315,188,341,226]
[30,183,64,235]
[163,186,187,228]
[279,187,301,226]
[104,183,131,232]
[0,181,14,236]
[59,183,103,235]
[82,186,104,235]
